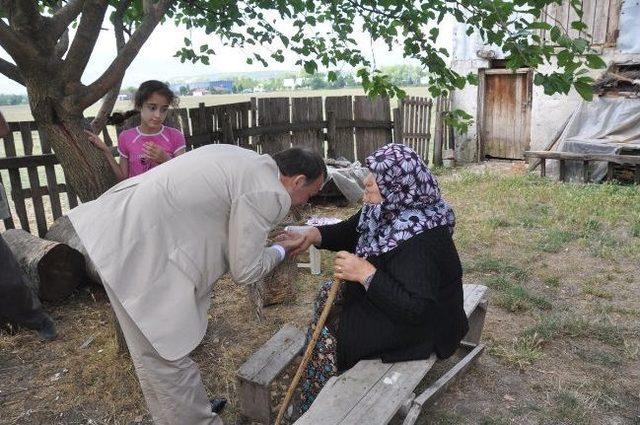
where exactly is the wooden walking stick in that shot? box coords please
[274,278,343,425]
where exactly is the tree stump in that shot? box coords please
[45,216,129,355]
[247,257,298,321]
[1,229,85,302]
[45,215,102,285]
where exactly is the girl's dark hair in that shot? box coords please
[107,80,179,126]
[134,80,179,109]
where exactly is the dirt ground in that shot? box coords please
[1,161,639,424]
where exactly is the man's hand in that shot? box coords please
[143,142,170,164]
[334,251,376,284]
[277,232,305,257]
[275,227,321,257]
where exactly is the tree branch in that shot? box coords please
[47,0,86,42]
[0,57,24,85]
[80,0,175,109]
[64,0,109,82]
[91,0,132,132]
[55,29,70,59]
[0,16,39,64]
[0,0,42,33]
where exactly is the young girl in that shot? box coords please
[86,80,186,181]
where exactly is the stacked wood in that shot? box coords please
[45,215,102,285]
[247,257,299,321]
[2,229,85,302]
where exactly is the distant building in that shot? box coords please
[208,80,233,93]
[117,93,131,101]
[191,88,208,96]
[283,78,306,90]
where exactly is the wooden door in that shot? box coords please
[478,69,532,159]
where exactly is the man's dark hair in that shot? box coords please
[272,147,327,184]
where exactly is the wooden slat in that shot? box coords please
[606,0,622,45]
[592,0,611,44]
[582,160,590,183]
[339,357,438,424]
[20,123,47,236]
[64,169,79,209]
[483,68,531,75]
[0,172,15,229]
[354,96,391,163]
[325,96,354,161]
[3,131,29,232]
[257,97,291,154]
[291,97,324,154]
[38,129,63,220]
[237,324,305,385]
[406,344,486,418]
[424,100,432,162]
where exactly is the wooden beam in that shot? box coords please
[524,151,640,166]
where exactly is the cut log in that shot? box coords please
[2,229,85,302]
[46,215,102,285]
[247,257,299,321]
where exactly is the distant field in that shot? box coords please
[0,86,430,122]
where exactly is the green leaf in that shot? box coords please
[304,60,317,75]
[574,81,593,101]
[184,37,191,47]
[570,21,587,31]
[585,54,606,69]
[199,44,208,53]
[528,22,552,30]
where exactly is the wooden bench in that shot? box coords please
[236,284,488,425]
[524,150,640,184]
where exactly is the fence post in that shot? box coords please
[222,112,235,145]
[327,111,336,158]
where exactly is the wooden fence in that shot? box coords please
[1,94,451,236]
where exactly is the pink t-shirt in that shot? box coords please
[118,126,186,177]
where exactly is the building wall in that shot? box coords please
[449,0,640,162]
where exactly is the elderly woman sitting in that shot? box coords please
[286,143,469,416]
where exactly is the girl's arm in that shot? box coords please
[85,130,127,181]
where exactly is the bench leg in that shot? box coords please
[401,344,486,425]
[309,246,321,275]
[238,378,272,425]
[462,299,487,346]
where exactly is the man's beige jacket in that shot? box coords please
[69,145,291,360]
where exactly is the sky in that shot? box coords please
[0,11,454,95]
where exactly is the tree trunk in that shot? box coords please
[26,76,117,202]
[1,229,86,302]
[45,215,102,286]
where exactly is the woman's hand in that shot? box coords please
[276,232,305,257]
[275,227,321,257]
[143,142,171,164]
[334,251,376,284]
[85,130,110,153]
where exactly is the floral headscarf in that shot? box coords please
[355,143,455,258]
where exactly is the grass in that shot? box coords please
[3,166,640,424]
[490,333,544,369]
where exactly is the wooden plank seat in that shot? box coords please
[236,284,488,425]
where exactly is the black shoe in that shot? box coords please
[210,397,227,414]
[37,316,57,341]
